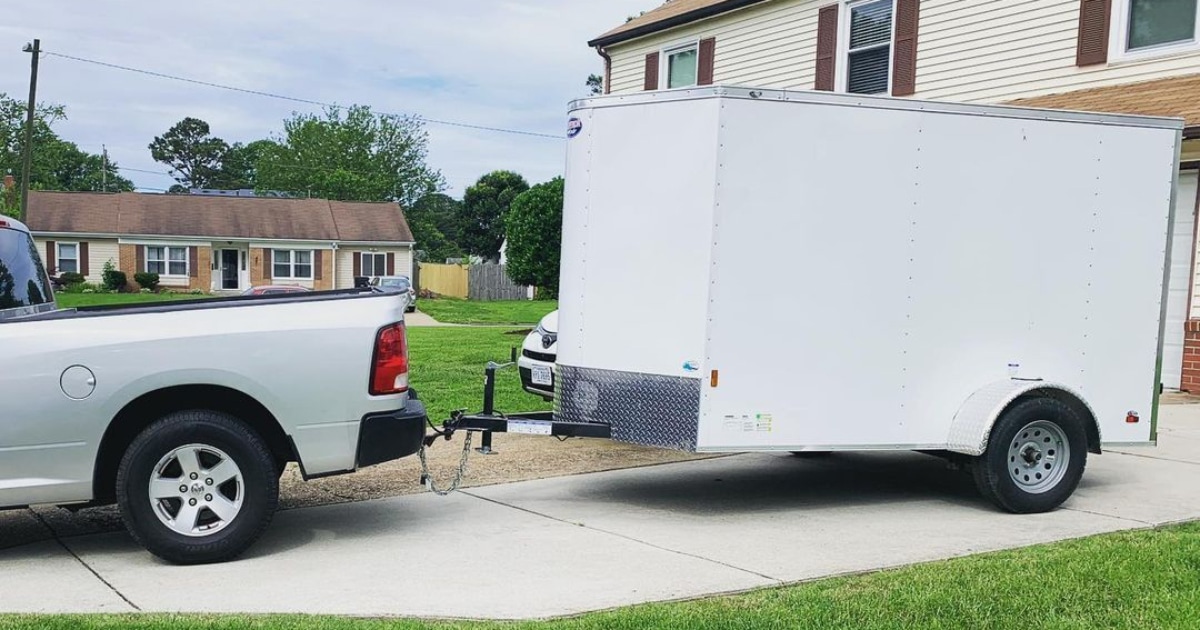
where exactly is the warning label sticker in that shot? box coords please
[723,414,773,432]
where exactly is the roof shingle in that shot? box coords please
[590,0,769,47]
[26,191,414,243]
[1008,73,1200,128]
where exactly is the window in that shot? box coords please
[274,250,313,279]
[0,228,52,311]
[663,44,699,89]
[361,252,387,277]
[146,246,188,276]
[1125,0,1198,51]
[845,0,894,95]
[56,242,79,274]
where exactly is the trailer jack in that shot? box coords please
[418,360,612,495]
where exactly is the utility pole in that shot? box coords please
[101,144,108,192]
[19,39,40,223]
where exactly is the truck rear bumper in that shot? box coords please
[356,400,428,468]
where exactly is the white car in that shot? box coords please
[518,310,557,400]
[0,216,426,564]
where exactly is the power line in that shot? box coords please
[120,166,172,176]
[44,50,563,141]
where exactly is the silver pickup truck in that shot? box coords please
[0,216,427,564]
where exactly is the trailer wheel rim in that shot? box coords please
[1006,420,1070,494]
[148,444,245,537]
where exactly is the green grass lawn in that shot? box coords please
[55,292,210,308]
[4,522,1197,629]
[408,327,552,422]
[418,298,557,325]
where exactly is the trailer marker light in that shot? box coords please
[711,370,719,388]
[1126,411,1139,424]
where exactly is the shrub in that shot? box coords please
[61,282,101,294]
[133,272,161,292]
[59,272,86,285]
[102,260,126,292]
[140,288,153,294]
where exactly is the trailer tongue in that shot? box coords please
[420,85,1183,514]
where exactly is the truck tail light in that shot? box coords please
[370,322,409,395]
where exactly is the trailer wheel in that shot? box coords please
[115,410,279,565]
[972,398,1087,513]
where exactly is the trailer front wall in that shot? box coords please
[697,96,1176,451]
[556,97,719,448]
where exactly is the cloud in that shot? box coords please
[0,0,654,196]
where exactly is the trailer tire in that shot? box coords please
[115,410,279,565]
[790,451,833,458]
[972,398,1087,514]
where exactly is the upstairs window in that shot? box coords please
[1126,0,1198,50]
[845,0,894,95]
[664,44,699,89]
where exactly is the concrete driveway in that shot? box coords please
[2,405,1198,619]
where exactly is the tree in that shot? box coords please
[504,177,563,297]
[587,74,604,95]
[212,139,274,190]
[408,193,464,262]
[460,171,529,261]
[256,106,443,206]
[0,93,132,203]
[149,117,230,190]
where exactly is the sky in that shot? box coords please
[0,1,653,197]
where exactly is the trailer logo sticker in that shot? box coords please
[683,361,700,372]
[567,117,583,138]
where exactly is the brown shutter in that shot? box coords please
[1076,0,1112,66]
[46,240,56,274]
[644,52,660,91]
[815,4,840,91]
[79,242,90,276]
[189,246,198,278]
[353,252,362,277]
[263,248,273,279]
[892,0,921,96]
[314,250,323,280]
[698,38,717,86]
[136,246,145,273]
[386,252,396,276]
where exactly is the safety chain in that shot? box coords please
[418,431,474,496]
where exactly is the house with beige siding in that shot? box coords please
[24,191,415,294]
[591,0,1200,390]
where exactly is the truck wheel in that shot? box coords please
[972,398,1087,514]
[115,410,279,565]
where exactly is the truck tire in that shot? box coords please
[115,410,279,565]
[972,398,1087,514]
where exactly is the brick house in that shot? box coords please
[591,0,1200,390]
[25,191,416,293]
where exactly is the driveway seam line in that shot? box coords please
[1104,450,1200,466]
[460,490,784,584]
[1059,506,1157,527]
[31,510,141,612]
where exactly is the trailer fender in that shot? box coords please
[947,380,1101,456]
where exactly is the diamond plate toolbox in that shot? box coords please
[556,364,701,451]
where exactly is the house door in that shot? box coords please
[221,249,240,290]
[1163,171,1198,390]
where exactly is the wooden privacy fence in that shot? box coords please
[417,263,469,298]
[469,264,530,301]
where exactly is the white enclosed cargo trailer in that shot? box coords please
[547,86,1182,513]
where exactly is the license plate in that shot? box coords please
[531,365,553,386]
[508,420,553,436]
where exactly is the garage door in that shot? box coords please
[1163,171,1198,390]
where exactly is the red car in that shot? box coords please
[242,285,311,296]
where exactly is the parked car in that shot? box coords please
[242,285,311,296]
[518,310,557,400]
[0,216,426,564]
[372,275,417,312]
